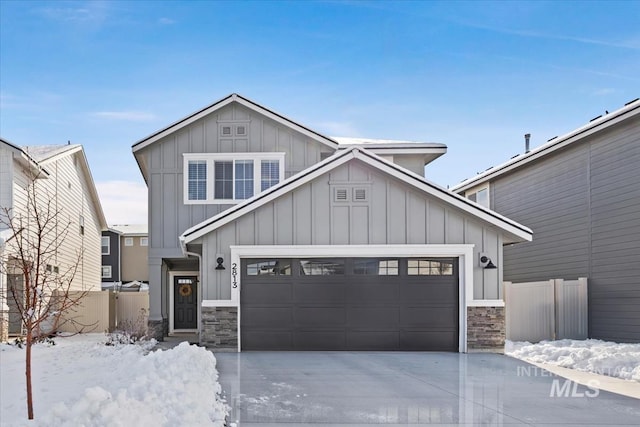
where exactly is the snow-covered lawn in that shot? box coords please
[0,334,227,426]
[506,339,640,382]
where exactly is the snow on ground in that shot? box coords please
[506,339,640,382]
[0,334,227,426]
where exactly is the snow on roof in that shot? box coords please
[22,144,80,162]
[333,136,445,149]
[110,224,148,235]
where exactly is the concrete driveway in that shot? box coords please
[215,352,640,426]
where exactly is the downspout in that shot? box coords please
[185,249,202,337]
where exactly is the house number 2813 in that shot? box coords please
[231,263,238,288]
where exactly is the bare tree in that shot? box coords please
[0,173,86,420]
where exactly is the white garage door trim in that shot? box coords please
[215,244,473,353]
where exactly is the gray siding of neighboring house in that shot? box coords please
[490,117,640,342]
[102,231,120,282]
[192,159,505,301]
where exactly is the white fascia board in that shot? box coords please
[351,150,533,242]
[132,93,338,153]
[453,100,640,192]
[181,149,357,245]
[36,145,83,165]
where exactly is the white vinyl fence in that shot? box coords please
[504,278,588,342]
[55,291,149,334]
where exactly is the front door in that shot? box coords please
[174,276,198,330]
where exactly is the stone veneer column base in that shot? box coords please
[467,306,505,353]
[201,306,238,350]
[148,319,167,342]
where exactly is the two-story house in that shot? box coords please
[453,98,640,343]
[0,138,106,338]
[132,93,532,352]
[101,224,149,289]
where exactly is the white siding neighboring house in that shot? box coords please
[0,138,107,339]
[453,98,640,343]
[133,93,532,352]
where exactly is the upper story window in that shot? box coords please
[140,237,148,246]
[101,236,110,255]
[124,237,133,246]
[183,153,285,204]
[465,184,490,208]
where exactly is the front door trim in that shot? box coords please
[169,270,199,335]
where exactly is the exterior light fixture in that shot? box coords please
[215,257,225,270]
[479,253,497,269]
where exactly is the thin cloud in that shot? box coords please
[36,1,110,24]
[96,180,148,225]
[592,88,616,96]
[91,111,157,122]
[158,17,175,25]
[456,21,640,50]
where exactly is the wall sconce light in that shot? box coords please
[215,257,225,270]
[479,253,497,269]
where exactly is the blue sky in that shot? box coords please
[1,0,638,223]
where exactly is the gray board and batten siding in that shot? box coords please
[144,102,334,254]
[491,114,640,342]
[102,230,121,282]
[189,159,505,302]
[137,102,335,322]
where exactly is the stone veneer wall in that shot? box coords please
[201,306,238,349]
[467,306,505,352]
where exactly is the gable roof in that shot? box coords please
[180,146,532,249]
[453,98,640,193]
[132,93,339,154]
[24,144,107,230]
[110,224,148,236]
[0,137,49,178]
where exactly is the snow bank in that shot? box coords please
[506,339,640,382]
[0,335,227,426]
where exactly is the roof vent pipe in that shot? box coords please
[524,133,531,153]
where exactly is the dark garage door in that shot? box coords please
[241,257,459,351]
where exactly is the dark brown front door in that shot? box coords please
[174,276,197,329]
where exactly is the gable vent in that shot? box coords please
[236,125,246,136]
[353,188,368,201]
[221,126,232,136]
[334,188,349,202]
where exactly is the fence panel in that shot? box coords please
[55,291,111,333]
[504,280,555,342]
[115,292,149,328]
[555,278,588,340]
[505,278,588,342]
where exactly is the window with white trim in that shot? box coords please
[187,160,207,201]
[124,237,133,246]
[101,236,110,255]
[183,153,285,204]
[140,237,148,246]
[101,265,112,279]
[465,184,490,208]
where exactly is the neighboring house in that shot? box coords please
[0,138,107,338]
[132,93,532,352]
[101,224,149,288]
[453,98,640,343]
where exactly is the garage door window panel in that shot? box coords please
[407,259,454,276]
[299,259,345,275]
[245,259,292,276]
[353,259,399,275]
